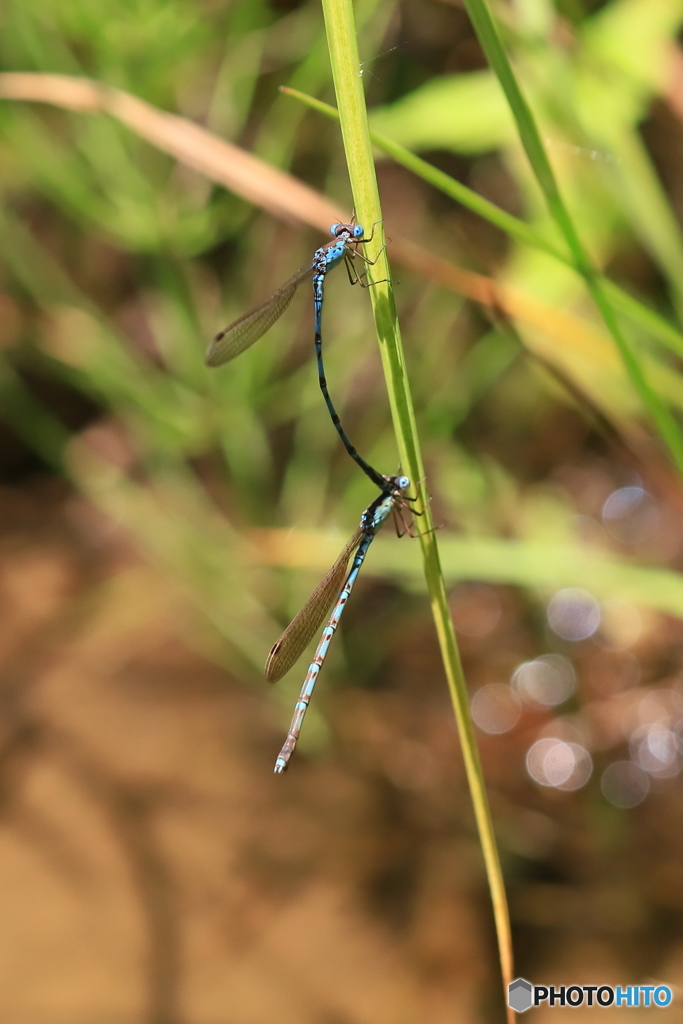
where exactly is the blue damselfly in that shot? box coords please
[206,223,389,491]
[266,474,411,772]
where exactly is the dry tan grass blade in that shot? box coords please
[0,72,629,417]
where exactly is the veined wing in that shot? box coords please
[206,265,314,367]
[265,528,363,683]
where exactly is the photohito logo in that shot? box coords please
[508,978,673,1012]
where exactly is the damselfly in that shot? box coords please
[206,223,389,492]
[266,474,411,772]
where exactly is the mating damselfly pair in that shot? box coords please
[207,222,415,771]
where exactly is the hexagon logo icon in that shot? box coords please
[508,978,533,1013]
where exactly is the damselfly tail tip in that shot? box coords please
[274,742,292,772]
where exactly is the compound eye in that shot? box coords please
[352,224,364,238]
[329,223,341,235]
[398,475,410,490]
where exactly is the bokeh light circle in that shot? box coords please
[526,738,592,790]
[547,588,601,641]
[512,655,576,707]
[601,761,650,808]
[471,684,521,734]
[629,723,682,778]
[602,486,647,521]
[601,486,660,544]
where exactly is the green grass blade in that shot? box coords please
[320,0,514,1013]
[462,0,683,475]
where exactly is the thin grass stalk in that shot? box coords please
[462,0,683,475]
[320,0,514,1014]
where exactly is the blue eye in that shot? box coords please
[352,224,364,238]
[397,475,410,490]
[329,223,341,235]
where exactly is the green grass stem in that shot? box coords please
[320,0,514,1013]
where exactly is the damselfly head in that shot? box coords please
[329,222,365,240]
[380,473,410,494]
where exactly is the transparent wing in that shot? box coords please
[265,528,363,683]
[206,265,314,367]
